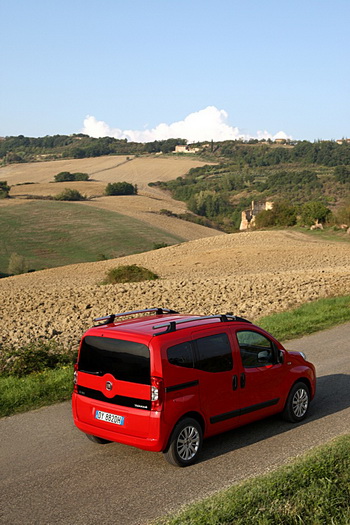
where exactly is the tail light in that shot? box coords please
[151,376,164,411]
[73,363,78,393]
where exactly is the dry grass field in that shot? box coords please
[1,155,210,189]
[1,155,220,240]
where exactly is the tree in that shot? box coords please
[54,171,89,182]
[105,182,137,196]
[334,165,350,184]
[54,188,86,201]
[0,181,10,198]
[300,201,331,226]
[54,172,74,182]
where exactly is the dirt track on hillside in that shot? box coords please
[1,230,350,352]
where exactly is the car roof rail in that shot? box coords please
[94,307,179,326]
[153,314,251,335]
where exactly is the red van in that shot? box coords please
[72,308,316,466]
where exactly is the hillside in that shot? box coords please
[0,156,223,274]
[1,230,349,352]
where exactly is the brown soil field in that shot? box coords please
[1,230,350,351]
[2,155,220,241]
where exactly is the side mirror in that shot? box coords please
[278,350,284,364]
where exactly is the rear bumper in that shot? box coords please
[73,417,166,451]
[72,393,167,452]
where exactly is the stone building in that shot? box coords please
[239,200,274,230]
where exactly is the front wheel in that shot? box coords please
[283,382,310,422]
[163,418,203,467]
[85,433,112,444]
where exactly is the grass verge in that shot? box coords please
[258,295,350,341]
[0,366,73,418]
[155,434,350,525]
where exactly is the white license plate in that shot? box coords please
[95,410,124,425]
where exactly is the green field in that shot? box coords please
[0,201,183,275]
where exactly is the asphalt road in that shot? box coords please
[1,323,349,525]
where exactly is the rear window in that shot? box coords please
[78,336,150,385]
[167,342,194,368]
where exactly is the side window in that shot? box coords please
[236,330,275,368]
[195,333,233,373]
[167,342,194,368]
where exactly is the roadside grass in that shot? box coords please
[1,295,350,418]
[258,295,350,341]
[0,200,183,274]
[0,367,73,418]
[155,434,350,525]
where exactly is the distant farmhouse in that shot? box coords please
[336,138,350,145]
[174,145,201,154]
[240,200,274,230]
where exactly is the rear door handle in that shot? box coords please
[232,375,238,390]
[240,373,246,388]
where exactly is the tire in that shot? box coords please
[85,433,112,445]
[283,382,310,422]
[163,418,203,467]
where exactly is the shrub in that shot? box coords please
[54,171,89,182]
[334,165,350,184]
[102,264,159,284]
[8,252,28,275]
[300,201,331,226]
[54,188,86,201]
[72,172,89,181]
[255,201,297,228]
[153,242,169,250]
[0,180,10,198]
[0,341,74,377]
[105,182,137,196]
[54,171,74,182]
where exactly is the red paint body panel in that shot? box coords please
[72,312,317,456]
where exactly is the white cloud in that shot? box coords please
[81,106,291,143]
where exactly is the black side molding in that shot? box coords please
[210,398,280,424]
[165,380,199,393]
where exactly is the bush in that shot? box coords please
[334,165,350,184]
[153,242,169,250]
[54,188,86,201]
[255,201,297,228]
[54,171,89,182]
[0,180,10,198]
[102,264,159,284]
[105,182,137,196]
[0,341,74,377]
[300,201,331,226]
[8,252,28,275]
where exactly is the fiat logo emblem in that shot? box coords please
[105,381,113,391]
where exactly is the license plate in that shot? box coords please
[95,410,124,425]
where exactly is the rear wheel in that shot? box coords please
[85,433,112,444]
[283,382,310,422]
[163,418,202,467]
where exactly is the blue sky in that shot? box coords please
[1,0,349,141]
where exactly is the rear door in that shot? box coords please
[191,329,242,435]
[76,335,152,438]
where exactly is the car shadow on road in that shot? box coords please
[198,373,350,464]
